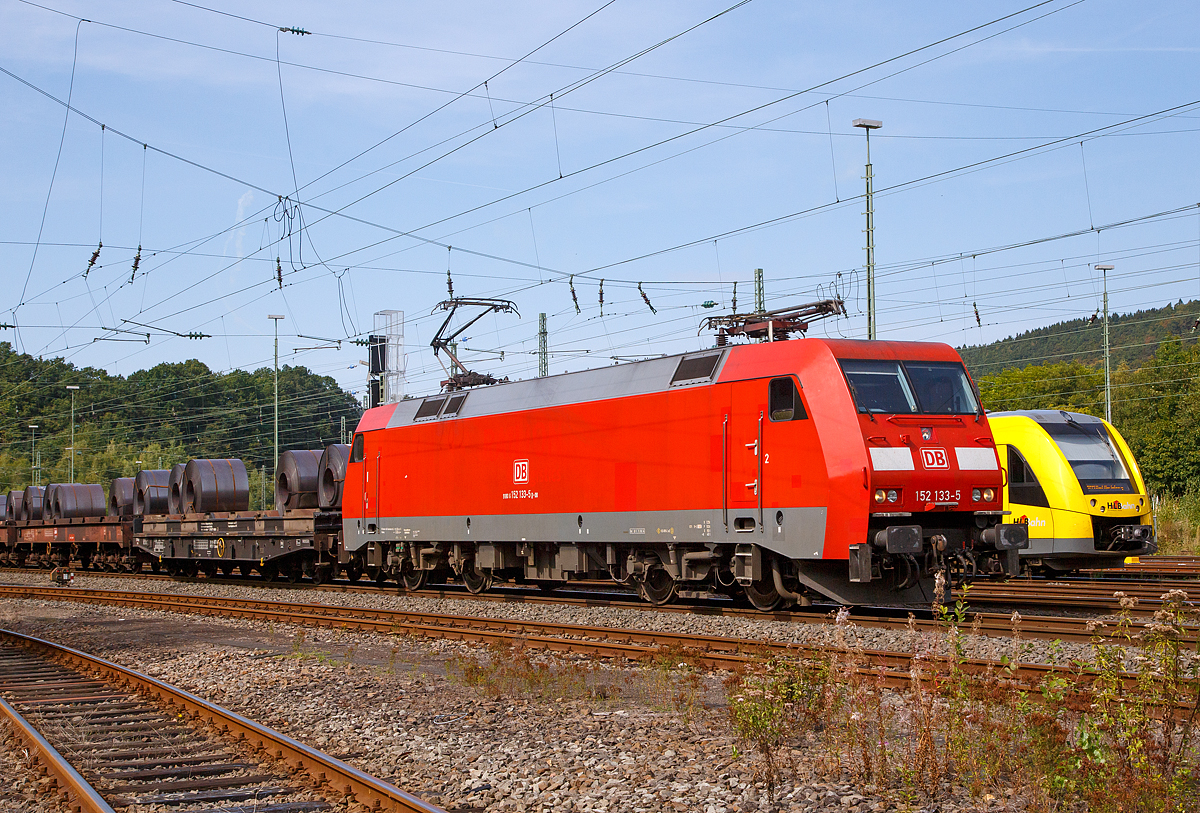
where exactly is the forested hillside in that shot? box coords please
[960,299,1200,378]
[0,342,361,499]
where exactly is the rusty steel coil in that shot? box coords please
[49,484,107,520]
[20,486,44,521]
[6,490,23,521]
[167,463,186,514]
[108,477,135,516]
[275,449,322,510]
[182,458,249,514]
[318,443,351,509]
[133,469,171,515]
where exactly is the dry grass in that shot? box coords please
[723,585,1200,811]
[1156,490,1200,555]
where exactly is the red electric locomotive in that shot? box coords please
[341,337,1027,608]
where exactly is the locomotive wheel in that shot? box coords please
[461,565,492,594]
[399,564,426,592]
[638,567,678,606]
[743,579,783,612]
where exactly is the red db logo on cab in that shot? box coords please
[513,459,529,483]
[920,448,948,469]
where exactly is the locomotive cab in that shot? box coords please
[989,410,1155,573]
[834,344,1028,593]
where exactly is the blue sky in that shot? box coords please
[2,0,1198,400]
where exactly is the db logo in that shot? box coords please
[920,448,949,469]
[513,459,529,484]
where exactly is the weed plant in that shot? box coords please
[723,581,1200,811]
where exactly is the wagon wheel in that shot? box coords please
[285,561,303,584]
[343,561,363,583]
[165,561,181,579]
[399,561,426,592]
[219,562,235,577]
[149,559,161,574]
[638,567,678,606]
[743,578,783,612]
[237,561,253,577]
[260,562,279,582]
[311,564,328,586]
[367,565,390,586]
[461,564,492,595]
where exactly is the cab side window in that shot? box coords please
[768,377,808,422]
[1008,446,1049,508]
[351,433,365,462]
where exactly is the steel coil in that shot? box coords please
[50,484,107,519]
[318,444,351,509]
[183,458,249,514]
[108,477,135,516]
[167,463,187,515]
[275,449,322,510]
[42,484,63,520]
[20,486,44,521]
[6,491,23,521]
[133,469,171,515]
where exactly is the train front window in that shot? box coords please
[1038,420,1134,493]
[840,360,918,414]
[905,362,980,415]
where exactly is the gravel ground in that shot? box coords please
[3,595,1047,813]
[0,717,76,813]
[0,570,1107,667]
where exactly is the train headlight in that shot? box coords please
[887,490,899,503]
[971,488,981,502]
[874,489,886,503]
[982,488,995,502]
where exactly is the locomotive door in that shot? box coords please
[727,379,765,531]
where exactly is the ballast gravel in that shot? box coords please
[0,596,1035,813]
[0,717,77,813]
[0,570,1108,667]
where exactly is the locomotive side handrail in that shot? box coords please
[757,411,764,533]
[722,414,729,531]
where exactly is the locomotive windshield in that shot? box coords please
[1038,419,1134,493]
[904,362,980,415]
[840,359,979,415]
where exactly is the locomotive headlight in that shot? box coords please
[886,490,899,503]
[874,489,886,503]
[971,488,981,502]
[982,488,995,502]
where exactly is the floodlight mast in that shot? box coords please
[430,298,519,391]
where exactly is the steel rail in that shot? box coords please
[0,628,445,813]
[3,568,1197,644]
[0,693,117,813]
[1,585,1184,702]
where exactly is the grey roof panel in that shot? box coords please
[385,349,728,429]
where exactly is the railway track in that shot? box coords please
[2,584,1186,706]
[0,628,444,813]
[3,566,1196,644]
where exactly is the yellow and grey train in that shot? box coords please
[988,410,1156,573]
